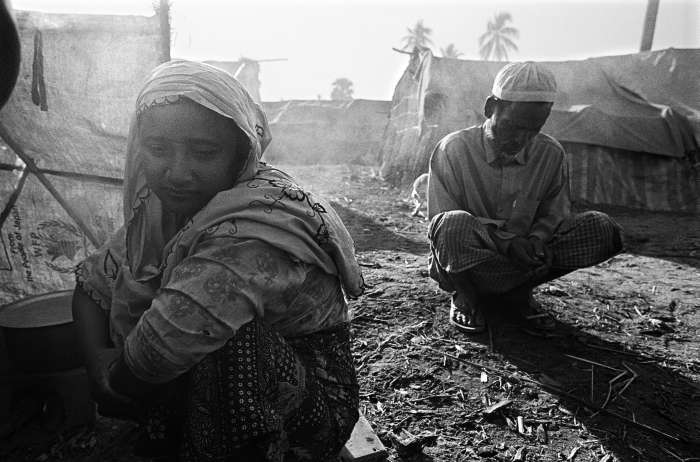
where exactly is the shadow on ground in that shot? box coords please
[577,203,700,270]
[331,201,428,254]
[431,303,700,461]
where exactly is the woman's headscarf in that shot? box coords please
[79,60,363,346]
[124,60,271,207]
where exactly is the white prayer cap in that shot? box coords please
[491,61,557,103]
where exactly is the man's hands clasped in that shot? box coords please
[506,236,552,279]
[484,225,552,279]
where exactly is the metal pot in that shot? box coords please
[0,291,84,373]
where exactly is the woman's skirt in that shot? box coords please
[135,320,359,462]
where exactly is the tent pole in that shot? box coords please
[640,0,660,52]
[157,0,171,63]
[0,168,29,231]
[0,162,123,186]
[0,122,101,247]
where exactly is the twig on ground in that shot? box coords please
[407,408,443,415]
[616,377,635,398]
[423,345,687,444]
[593,369,629,415]
[482,399,512,415]
[579,343,639,356]
[532,378,683,444]
[352,314,390,324]
[566,445,581,461]
[616,362,639,397]
[392,414,413,430]
[621,362,640,380]
[422,346,521,381]
[408,394,454,404]
[661,446,700,462]
[375,321,430,352]
[564,354,624,373]
[375,334,399,352]
[427,336,487,350]
[609,370,629,385]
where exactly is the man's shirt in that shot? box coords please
[427,120,571,242]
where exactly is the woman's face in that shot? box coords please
[138,99,246,217]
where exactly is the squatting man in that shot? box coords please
[427,61,623,334]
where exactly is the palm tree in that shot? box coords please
[330,78,354,101]
[401,20,434,51]
[440,43,463,59]
[478,12,519,61]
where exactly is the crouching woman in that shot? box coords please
[72,60,364,461]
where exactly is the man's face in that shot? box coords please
[490,101,552,156]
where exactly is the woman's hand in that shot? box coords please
[108,352,158,399]
[89,348,140,420]
[72,286,139,420]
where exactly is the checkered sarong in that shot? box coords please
[428,210,623,294]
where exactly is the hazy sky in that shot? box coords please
[12,0,700,101]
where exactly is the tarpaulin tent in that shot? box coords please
[0,10,163,306]
[203,59,262,103]
[261,99,390,164]
[379,48,699,212]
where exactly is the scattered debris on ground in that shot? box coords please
[2,165,698,461]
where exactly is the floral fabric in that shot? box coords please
[74,60,362,459]
[133,320,359,462]
[122,236,348,383]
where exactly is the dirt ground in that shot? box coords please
[2,164,699,462]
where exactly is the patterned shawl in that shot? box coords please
[81,60,363,345]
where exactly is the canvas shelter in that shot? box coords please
[203,59,262,103]
[0,10,163,306]
[261,99,390,165]
[379,48,700,212]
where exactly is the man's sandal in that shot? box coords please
[449,292,486,334]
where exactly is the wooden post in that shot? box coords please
[157,0,171,63]
[640,0,660,51]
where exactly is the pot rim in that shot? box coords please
[0,290,74,329]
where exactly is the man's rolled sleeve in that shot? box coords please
[427,139,465,219]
